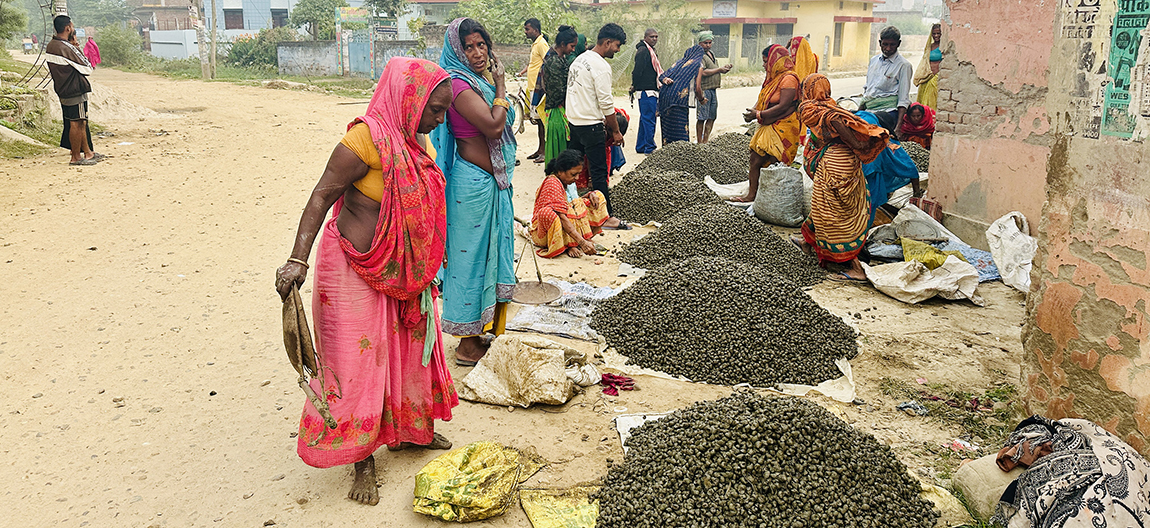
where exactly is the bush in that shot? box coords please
[98,24,145,67]
[226,27,299,68]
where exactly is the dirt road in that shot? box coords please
[0,63,1022,527]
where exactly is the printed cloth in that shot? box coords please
[657,45,706,116]
[800,142,871,263]
[787,36,819,81]
[899,102,935,149]
[432,18,518,337]
[798,73,889,168]
[530,176,608,257]
[992,415,1150,528]
[750,44,802,163]
[856,110,919,225]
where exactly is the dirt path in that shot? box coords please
[0,64,1023,527]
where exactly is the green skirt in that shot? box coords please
[544,107,568,165]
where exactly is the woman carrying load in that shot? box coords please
[733,44,802,203]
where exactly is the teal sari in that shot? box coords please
[432,17,518,337]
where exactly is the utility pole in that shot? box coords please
[209,0,218,78]
[194,0,211,79]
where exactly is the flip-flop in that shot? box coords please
[602,220,632,231]
[789,236,804,250]
[527,152,541,160]
[90,152,107,161]
[829,271,868,283]
[455,357,478,367]
[533,157,545,163]
[69,158,98,166]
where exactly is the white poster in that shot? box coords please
[712,0,737,18]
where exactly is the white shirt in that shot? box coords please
[566,51,615,126]
[862,52,913,109]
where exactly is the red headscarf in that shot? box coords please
[336,57,450,301]
[899,102,936,137]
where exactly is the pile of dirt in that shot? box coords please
[591,256,855,386]
[617,204,824,287]
[594,389,940,528]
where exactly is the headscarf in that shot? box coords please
[899,102,936,137]
[754,44,797,112]
[657,44,707,113]
[338,57,450,301]
[697,31,714,43]
[569,33,588,66]
[787,36,818,81]
[798,73,887,164]
[914,25,942,87]
[436,17,516,190]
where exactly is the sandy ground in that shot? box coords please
[0,58,1022,527]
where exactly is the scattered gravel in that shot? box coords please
[611,171,724,224]
[617,204,824,287]
[901,141,930,173]
[591,256,856,386]
[594,389,940,528]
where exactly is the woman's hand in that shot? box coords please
[661,77,673,86]
[579,240,597,255]
[743,108,758,123]
[587,192,601,210]
[490,54,506,85]
[276,261,308,301]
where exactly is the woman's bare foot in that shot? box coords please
[348,455,379,505]
[455,336,488,365]
[566,247,584,258]
[388,432,453,451]
[843,259,867,281]
[730,193,756,203]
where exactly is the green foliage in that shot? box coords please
[226,26,298,68]
[0,0,29,42]
[290,0,348,40]
[406,16,427,53]
[362,0,406,18]
[451,0,579,45]
[96,23,144,66]
[580,0,701,89]
[67,0,133,27]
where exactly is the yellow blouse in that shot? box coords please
[339,123,437,203]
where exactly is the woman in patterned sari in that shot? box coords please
[794,73,889,281]
[657,44,707,144]
[530,149,609,258]
[431,18,518,366]
[274,57,459,506]
[734,44,802,202]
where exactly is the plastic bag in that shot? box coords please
[519,486,600,528]
[413,442,546,522]
[752,163,807,227]
[985,212,1036,293]
[901,237,966,270]
[457,336,582,408]
[863,255,983,306]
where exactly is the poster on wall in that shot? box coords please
[1101,0,1150,138]
[713,0,737,18]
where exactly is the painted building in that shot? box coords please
[932,0,1150,456]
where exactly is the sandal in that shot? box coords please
[601,219,632,231]
[829,271,868,283]
[69,158,98,166]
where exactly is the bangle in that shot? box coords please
[493,98,510,109]
[287,257,309,269]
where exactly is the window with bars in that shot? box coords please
[223,9,243,29]
[833,22,843,56]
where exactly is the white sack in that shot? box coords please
[457,336,581,407]
[863,255,984,306]
[752,163,808,227]
[985,212,1037,293]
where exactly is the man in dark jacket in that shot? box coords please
[630,28,661,154]
[46,15,101,165]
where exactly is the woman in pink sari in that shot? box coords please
[274,57,458,506]
[83,37,100,67]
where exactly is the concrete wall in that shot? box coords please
[928,0,1056,247]
[278,41,339,76]
[1022,0,1150,456]
[149,29,199,60]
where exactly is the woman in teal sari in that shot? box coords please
[432,17,518,365]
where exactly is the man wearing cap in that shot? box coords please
[695,31,731,144]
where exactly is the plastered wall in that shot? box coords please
[1022,0,1150,455]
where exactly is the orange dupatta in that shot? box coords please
[797,73,887,165]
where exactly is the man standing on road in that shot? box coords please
[631,28,661,154]
[695,31,731,144]
[47,15,102,166]
[567,23,629,229]
[860,26,913,138]
[519,18,550,161]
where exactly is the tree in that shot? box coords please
[290,0,348,40]
[451,0,579,45]
[0,0,29,41]
[67,0,133,28]
[362,0,406,18]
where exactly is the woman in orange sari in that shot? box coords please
[274,57,459,506]
[735,44,802,202]
[795,73,889,281]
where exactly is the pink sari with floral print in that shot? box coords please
[297,58,458,468]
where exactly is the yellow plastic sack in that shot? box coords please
[901,237,966,270]
[520,486,600,528]
[413,441,546,522]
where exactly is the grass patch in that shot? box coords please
[116,57,376,99]
[0,138,51,158]
[880,377,1019,447]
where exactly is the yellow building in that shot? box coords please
[621,0,885,71]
